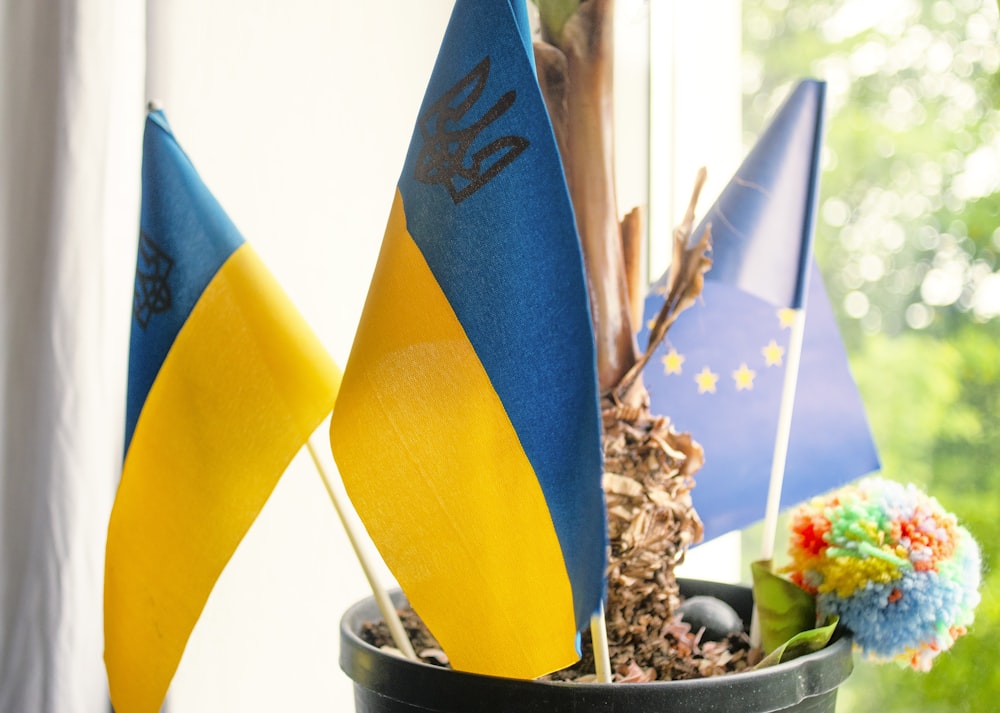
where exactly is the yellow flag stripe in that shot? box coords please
[330,190,577,678]
[105,243,340,713]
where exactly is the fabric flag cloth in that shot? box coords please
[639,80,880,541]
[330,0,606,680]
[104,111,341,713]
[697,80,825,310]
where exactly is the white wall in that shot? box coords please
[650,1,745,582]
[148,3,454,711]
[649,1,744,275]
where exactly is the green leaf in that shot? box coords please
[751,559,817,654]
[534,0,580,43]
[754,618,840,669]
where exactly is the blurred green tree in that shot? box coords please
[744,0,1000,340]
[741,1,1000,710]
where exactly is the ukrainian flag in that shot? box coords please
[104,111,340,713]
[330,0,606,680]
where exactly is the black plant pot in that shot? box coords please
[340,580,853,713]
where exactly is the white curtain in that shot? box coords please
[0,0,144,710]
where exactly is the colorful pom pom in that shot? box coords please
[786,477,981,671]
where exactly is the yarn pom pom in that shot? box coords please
[786,477,981,671]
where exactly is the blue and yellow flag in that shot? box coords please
[640,80,880,540]
[105,111,340,713]
[330,0,606,680]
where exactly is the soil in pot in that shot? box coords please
[341,580,854,713]
[360,580,757,682]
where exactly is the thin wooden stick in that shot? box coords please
[752,307,807,650]
[305,436,418,661]
[590,602,613,683]
[759,307,807,563]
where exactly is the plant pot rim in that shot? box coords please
[340,579,854,713]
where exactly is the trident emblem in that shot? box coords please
[133,231,174,329]
[414,57,530,204]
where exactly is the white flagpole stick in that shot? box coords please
[305,435,418,661]
[759,307,807,562]
[751,307,807,649]
[590,603,613,683]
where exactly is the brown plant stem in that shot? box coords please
[615,169,712,399]
[621,207,644,330]
[535,2,713,680]
[535,0,638,394]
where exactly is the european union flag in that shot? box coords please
[330,0,606,680]
[641,264,879,540]
[696,81,824,309]
[641,80,879,541]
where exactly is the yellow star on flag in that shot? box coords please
[732,363,756,391]
[762,339,785,367]
[778,308,797,329]
[694,366,719,394]
[661,348,685,375]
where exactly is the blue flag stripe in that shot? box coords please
[396,0,605,631]
[125,112,244,450]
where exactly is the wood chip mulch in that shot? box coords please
[358,401,761,682]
